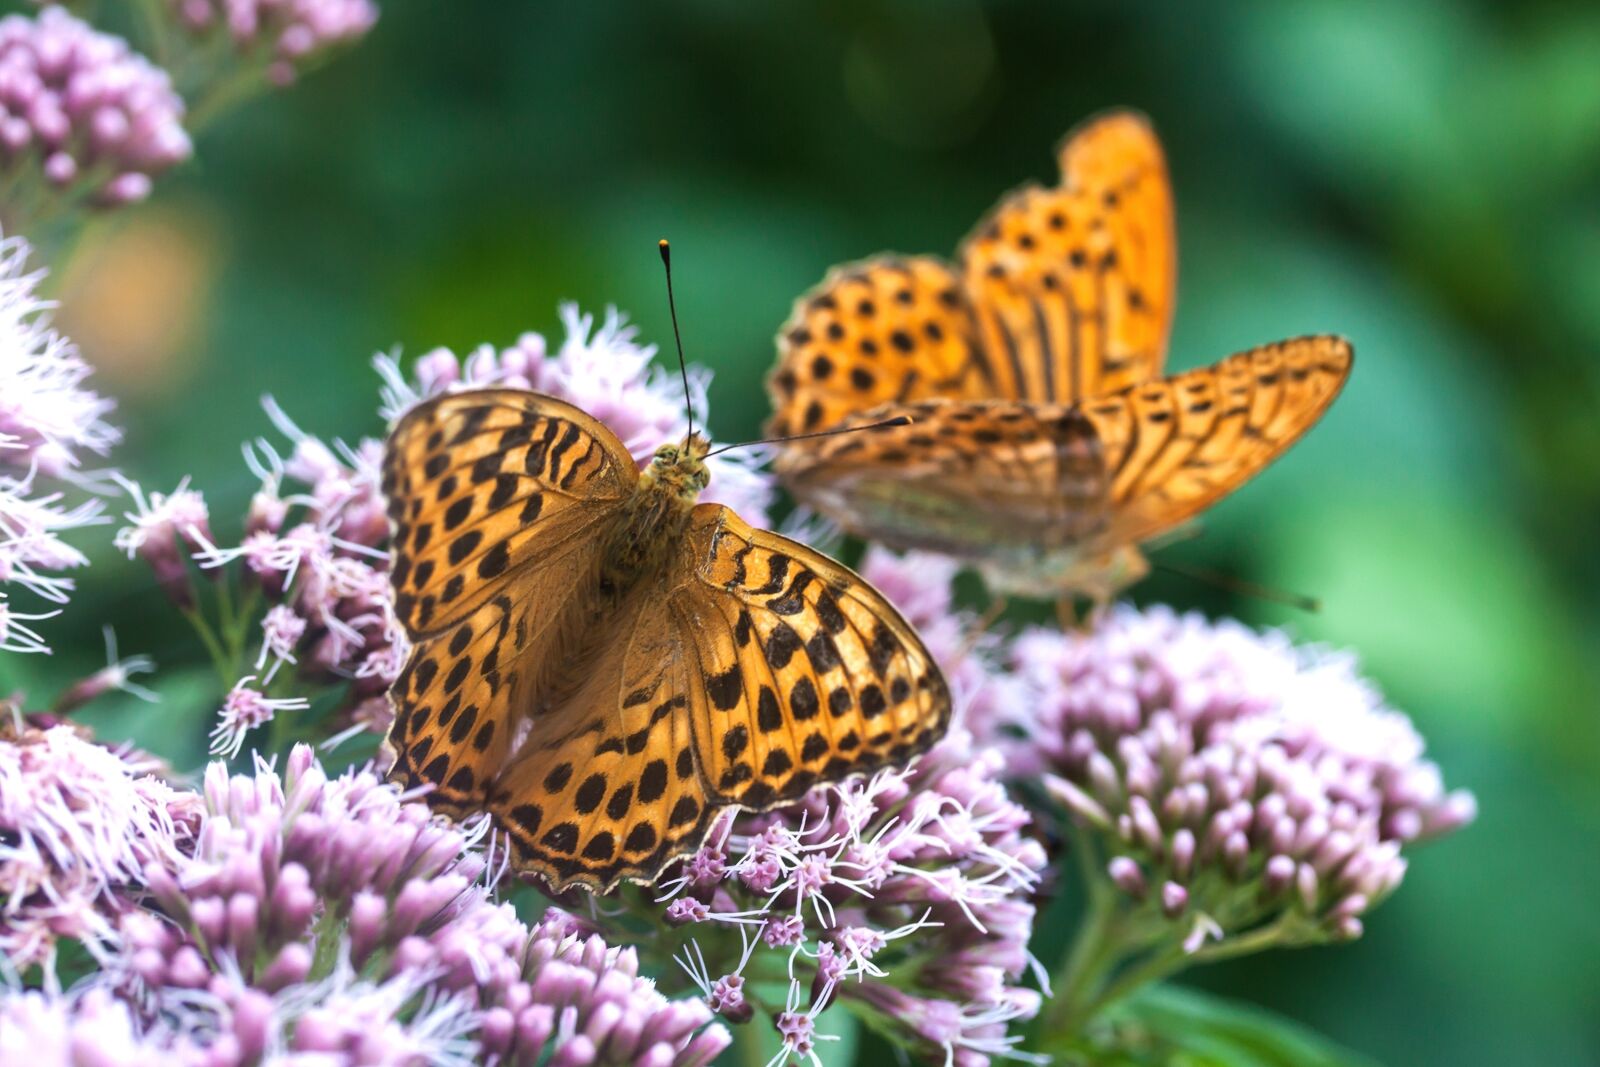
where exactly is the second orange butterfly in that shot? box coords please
[765,110,1351,608]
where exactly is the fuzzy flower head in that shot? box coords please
[653,726,1046,1067]
[117,745,730,1066]
[168,0,378,87]
[1007,605,1476,952]
[0,7,190,222]
[374,303,774,525]
[0,986,179,1065]
[112,475,210,610]
[0,234,117,476]
[0,232,115,642]
[0,723,197,978]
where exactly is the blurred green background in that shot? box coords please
[10,2,1600,1064]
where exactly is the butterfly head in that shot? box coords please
[644,433,712,503]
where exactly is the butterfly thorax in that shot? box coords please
[600,435,711,590]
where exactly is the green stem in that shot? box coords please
[1041,892,1121,1038]
[132,0,173,66]
[183,606,233,689]
[1079,942,1190,1022]
[734,1019,769,1067]
[185,65,272,134]
[1190,915,1296,965]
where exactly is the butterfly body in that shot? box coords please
[383,389,951,892]
[766,111,1352,605]
[600,437,709,589]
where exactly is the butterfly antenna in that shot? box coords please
[704,415,913,458]
[658,239,694,445]
[1154,559,1321,613]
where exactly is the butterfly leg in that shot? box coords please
[1055,595,1077,631]
[957,594,1009,660]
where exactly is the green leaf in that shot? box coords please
[1048,984,1383,1067]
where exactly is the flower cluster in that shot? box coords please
[0,232,117,650]
[111,745,729,1065]
[1004,604,1476,957]
[0,986,177,1064]
[0,722,198,977]
[115,396,397,755]
[168,0,379,87]
[0,6,190,221]
[638,725,1045,1067]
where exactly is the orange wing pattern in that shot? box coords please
[1082,336,1352,547]
[383,391,634,637]
[959,110,1174,402]
[767,110,1350,604]
[484,594,716,891]
[678,505,950,809]
[775,398,1109,556]
[383,390,638,826]
[385,389,954,892]
[766,109,1174,435]
[766,256,989,437]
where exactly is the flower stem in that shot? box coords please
[183,605,233,689]
[734,1016,770,1067]
[1078,942,1189,1022]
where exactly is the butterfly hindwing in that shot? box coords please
[679,504,951,808]
[1083,336,1353,546]
[484,596,713,892]
[388,593,523,816]
[778,399,1110,557]
[958,109,1174,403]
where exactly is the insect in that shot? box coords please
[765,110,1352,609]
[381,243,951,893]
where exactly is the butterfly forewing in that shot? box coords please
[1082,336,1353,547]
[384,391,635,637]
[766,255,991,438]
[678,505,951,810]
[958,110,1174,403]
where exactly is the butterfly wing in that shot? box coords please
[1082,336,1353,547]
[383,388,637,817]
[776,399,1111,558]
[766,255,991,437]
[467,502,955,893]
[958,109,1174,403]
[766,110,1173,439]
[675,504,952,809]
[482,591,718,892]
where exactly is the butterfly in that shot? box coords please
[380,389,952,893]
[765,109,1352,607]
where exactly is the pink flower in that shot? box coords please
[0,231,117,649]
[648,727,1046,1065]
[114,745,730,1065]
[0,724,197,978]
[208,676,309,756]
[1007,604,1475,949]
[168,0,378,87]
[112,476,210,610]
[0,8,189,216]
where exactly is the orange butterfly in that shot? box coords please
[382,305,950,894]
[765,110,1352,608]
